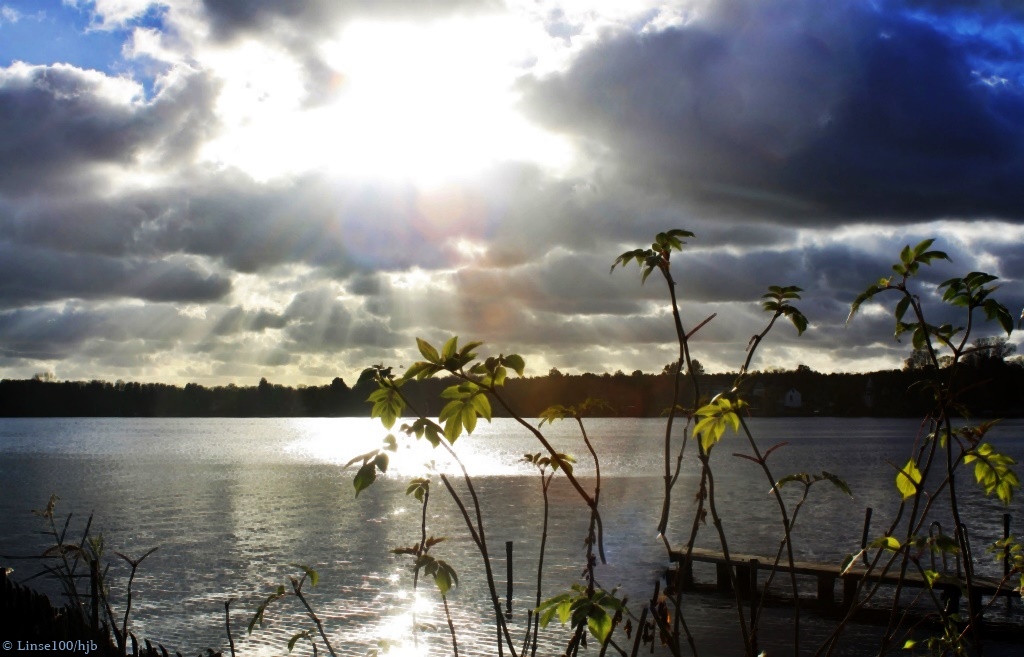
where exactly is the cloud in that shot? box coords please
[521,0,1024,222]
[211,306,289,336]
[281,287,402,352]
[0,61,219,195]
[198,0,499,40]
[2,0,1021,385]
[0,243,231,307]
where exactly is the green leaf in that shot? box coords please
[552,452,575,475]
[788,309,809,336]
[287,631,310,652]
[587,605,613,643]
[288,563,320,587]
[441,336,458,361]
[470,392,492,420]
[922,569,940,588]
[895,459,922,500]
[870,535,902,552]
[841,552,863,575]
[369,385,404,430]
[536,593,572,628]
[775,473,810,489]
[459,340,483,358]
[848,283,887,324]
[406,477,430,502]
[895,296,911,323]
[439,401,464,443]
[502,354,526,377]
[344,448,379,469]
[965,443,1020,504]
[403,361,440,381]
[354,462,377,497]
[900,244,913,266]
[694,397,746,452]
[383,434,398,452]
[374,452,389,473]
[931,533,959,555]
[461,405,477,434]
[435,560,458,595]
[416,338,440,364]
[822,471,854,498]
[983,299,1014,335]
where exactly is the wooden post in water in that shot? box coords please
[506,541,513,619]
[860,507,873,566]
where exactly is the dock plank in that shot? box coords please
[669,548,1020,613]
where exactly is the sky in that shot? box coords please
[0,0,1022,387]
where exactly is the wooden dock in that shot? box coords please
[669,547,1020,615]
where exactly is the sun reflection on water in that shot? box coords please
[370,590,435,657]
[282,418,529,476]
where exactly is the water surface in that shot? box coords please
[1,417,1022,656]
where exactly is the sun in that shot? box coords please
[200,15,572,186]
[318,16,572,185]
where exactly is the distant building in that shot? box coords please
[783,388,802,409]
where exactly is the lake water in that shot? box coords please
[1,417,1022,656]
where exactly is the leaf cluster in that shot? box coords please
[538,398,613,426]
[964,443,1020,505]
[610,229,694,284]
[774,471,852,498]
[523,451,576,476]
[345,434,397,497]
[536,584,624,644]
[940,272,1014,335]
[414,554,459,596]
[762,285,808,336]
[694,396,747,452]
[848,239,949,325]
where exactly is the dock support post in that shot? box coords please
[817,573,836,611]
[842,576,858,612]
[716,562,731,592]
[681,557,694,591]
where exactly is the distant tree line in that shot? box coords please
[3,343,1021,418]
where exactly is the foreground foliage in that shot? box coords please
[337,232,1019,657]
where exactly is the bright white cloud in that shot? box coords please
[65,0,163,30]
[199,14,573,184]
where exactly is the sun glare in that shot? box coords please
[200,16,572,184]
[318,17,571,185]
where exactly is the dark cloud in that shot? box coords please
[521,0,1024,222]
[0,303,195,361]
[0,196,161,257]
[0,306,107,359]
[0,243,231,307]
[0,62,218,195]
[212,306,289,336]
[200,0,499,40]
